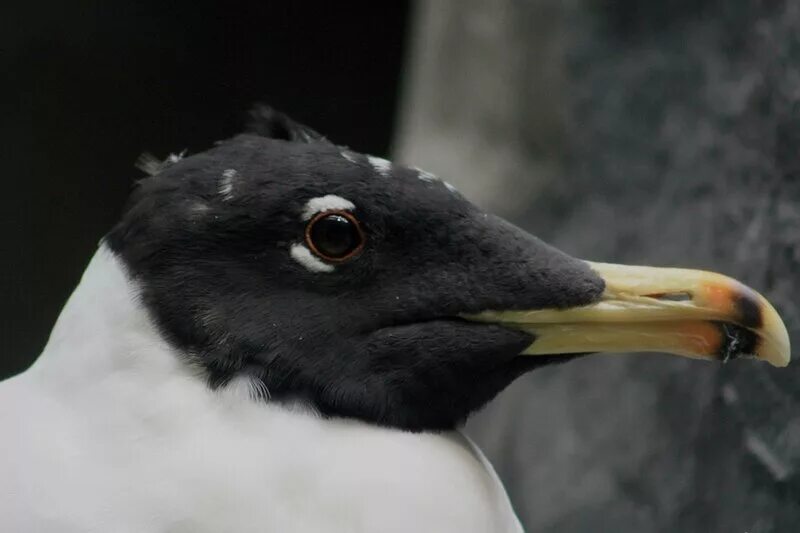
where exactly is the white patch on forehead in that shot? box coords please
[290,243,334,273]
[444,181,458,193]
[301,194,355,221]
[219,168,237,201]
[340,150,359,164]
[367,155,392,177]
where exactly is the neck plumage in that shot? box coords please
[28,244,209,401]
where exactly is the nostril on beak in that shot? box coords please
[645,292,693,302]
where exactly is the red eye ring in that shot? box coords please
[304,210,366,263]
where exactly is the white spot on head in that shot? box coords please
[135,149,187,176]
[415,167,438,182]
[301,194,355,221]
[166,150,187,164]
[290,243,334,273]
[367,155,392,177]
[219,168,237,201]
[135,153,163,176]
[340,150,359,164]
[413,166,458,193]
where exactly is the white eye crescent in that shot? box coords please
[301,195,354,221]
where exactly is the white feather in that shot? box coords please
[415,167,438,182]
[340,151,360,164]
[290,243,335,273]
[367,155,392,177]
[219,169,237,200]
[301,195,355,221]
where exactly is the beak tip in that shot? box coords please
[763,350,790,368]
[757,299,792,368]
[766,342,791,368]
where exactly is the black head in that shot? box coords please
[107,107,604,431]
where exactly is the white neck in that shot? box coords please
[30,244,201,397]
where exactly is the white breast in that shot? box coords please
[0,247,523,533]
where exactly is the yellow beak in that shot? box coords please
[465,262,791,367]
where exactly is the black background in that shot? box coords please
[1,1,410,378]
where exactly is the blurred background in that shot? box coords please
[3,1,799,531]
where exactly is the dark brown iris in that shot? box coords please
[305,211,365,262]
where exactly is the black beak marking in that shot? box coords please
[734,291,763,330]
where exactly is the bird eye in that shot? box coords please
[305,211,365,262]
